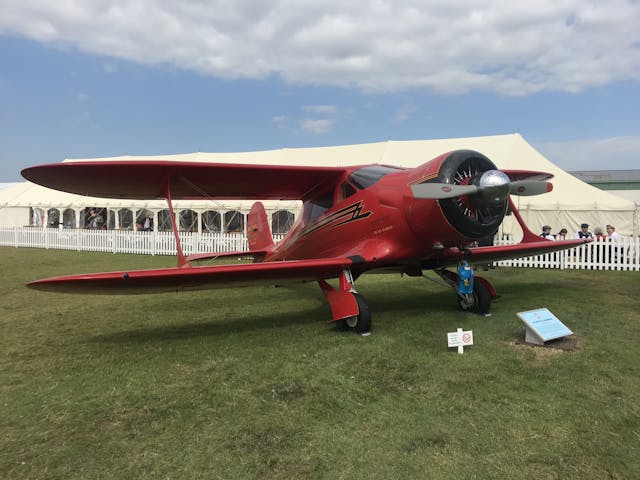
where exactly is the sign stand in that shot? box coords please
[517,308,573,346]
[447,328,473,354]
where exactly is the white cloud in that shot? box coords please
[302,104,337,115]
[300,118,334,134]
[0,1,639,95]
[392,104,419,123]
[270,115,288,129]
[533,136,640,171]
[75,91,90,101]
[102,62,118,74]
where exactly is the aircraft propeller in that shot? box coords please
[410,169,552,203]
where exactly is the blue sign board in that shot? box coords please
[517,308,573,344]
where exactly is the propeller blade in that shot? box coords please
[411,183,478,199]
[510,180,553,196]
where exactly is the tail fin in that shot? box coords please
[247,202,275,252]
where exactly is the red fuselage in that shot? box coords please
[267,152,462,269]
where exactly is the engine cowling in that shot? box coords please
[436,150,508,238]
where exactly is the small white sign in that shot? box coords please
[447,328,473,354]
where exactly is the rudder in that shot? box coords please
[247,202,275,252]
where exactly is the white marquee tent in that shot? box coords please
[1,133,637,237]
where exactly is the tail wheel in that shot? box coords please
[341,293,372,334]
[458,281,491,314]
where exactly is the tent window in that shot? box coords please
[107,210,116,230]
[224,211,244,233]
[119,209,134,230]
[83,207,106,229]
[201,211,221,233]
[30,208,45,227]
[180,209,198,232]
[47,208,60,228]
[63,209,76,229]
[136,210,154,231]
[272,210,295,234]
[158,210,173,232]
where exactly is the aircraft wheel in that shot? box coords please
[341,293,372,334]
[458,282,491,314]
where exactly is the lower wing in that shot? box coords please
[27,258,355,294]
[445,238,591,265]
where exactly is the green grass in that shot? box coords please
[1,247,639,479]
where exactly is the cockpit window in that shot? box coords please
[305,190,334,220]
[348,165,405,189]
[338,182,357,202]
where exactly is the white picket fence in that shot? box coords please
[0,227,638,271]
[0,227,286,256]
[494,237,639,271]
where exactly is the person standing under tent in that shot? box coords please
[540,225,554,240]
[606,224,622,261]
[574,223,593,239]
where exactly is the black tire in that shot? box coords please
[458,281,491,314]
[341,293,372,334]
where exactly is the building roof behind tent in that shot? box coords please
[570,170,640,183]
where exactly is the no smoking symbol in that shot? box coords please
[462,333,472,344]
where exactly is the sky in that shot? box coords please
[1,0,639,181]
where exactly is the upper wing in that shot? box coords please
[442,238,591,265]
[27,257,355,294]
[21,161,348,200]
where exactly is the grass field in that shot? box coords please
[1,247,639,479]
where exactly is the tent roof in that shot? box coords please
[2,133,635,213]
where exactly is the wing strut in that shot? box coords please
[507,196,540,243]
[164,177,190,268]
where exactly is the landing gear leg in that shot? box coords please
[435,268,495,315]
[318,270,372,334]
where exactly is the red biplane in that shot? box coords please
[22,150,590,333]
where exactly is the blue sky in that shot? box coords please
[1,1,639,181]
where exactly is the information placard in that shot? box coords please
[447,328,473,354]
[517,308,572,345]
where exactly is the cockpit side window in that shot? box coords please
[348,165,405,190]
[305,190,334,220]
[338,182,357,202]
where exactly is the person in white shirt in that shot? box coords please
[606,224,622,260]
[606,225,620,243]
